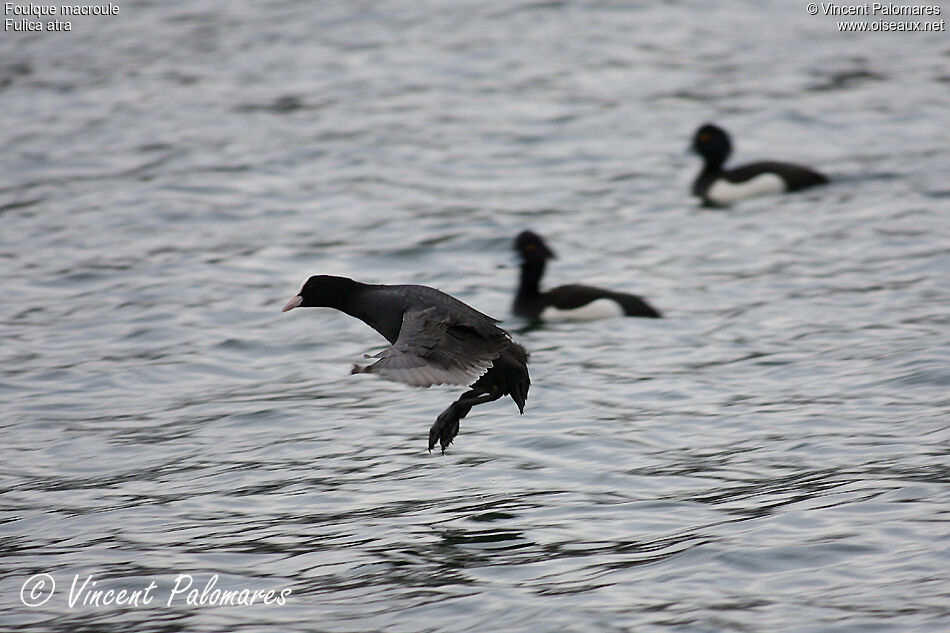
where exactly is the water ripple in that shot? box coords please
[2,0,949,631]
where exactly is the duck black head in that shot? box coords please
[514,230,557,262]
[692,123,732,168]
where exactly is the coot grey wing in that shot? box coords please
[354,307,509,388]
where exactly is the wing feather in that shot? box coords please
[352,308,509,387]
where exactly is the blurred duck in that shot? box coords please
[691,123,828,207]
[512,230,661,321]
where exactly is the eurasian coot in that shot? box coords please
[283,275,530,452]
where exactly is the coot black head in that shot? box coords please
[692,123,732,167]
[514,230,556,261]
[282,275,358,311]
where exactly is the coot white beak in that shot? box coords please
[282,294,303,312]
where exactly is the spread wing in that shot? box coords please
[352,307,509,387]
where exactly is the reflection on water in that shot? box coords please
[2,0,950,631]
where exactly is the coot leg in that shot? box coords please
[429,389,502,453]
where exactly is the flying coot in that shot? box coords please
[691,123,828,207]
[513,231,661,321]
[283,275,530,452]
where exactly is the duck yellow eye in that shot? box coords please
[524,244,535,251]
[698,133,710,142]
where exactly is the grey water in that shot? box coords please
[2,1,950,631]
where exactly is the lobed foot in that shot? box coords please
[428,404,462,454]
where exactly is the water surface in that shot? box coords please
[2,1,949,631]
